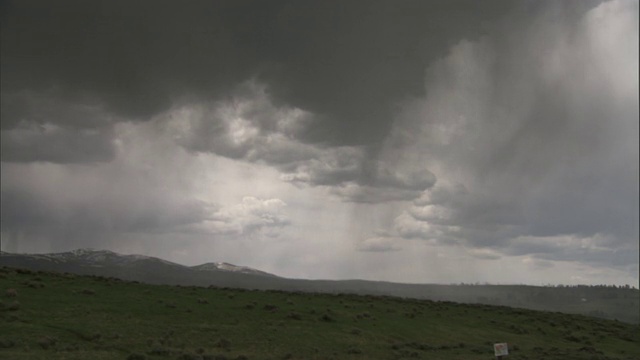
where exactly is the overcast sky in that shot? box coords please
[1,0,638,286]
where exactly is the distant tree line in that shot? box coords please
[452,283,637,290]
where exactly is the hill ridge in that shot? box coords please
[1,248,638,324]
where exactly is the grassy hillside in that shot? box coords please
[1,267,639,360]
[3,251,638,324]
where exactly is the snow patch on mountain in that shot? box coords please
[192,262,276,277]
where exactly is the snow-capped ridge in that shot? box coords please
[70,248,111,256]
[192,262,276,277]
[2,248,276,277]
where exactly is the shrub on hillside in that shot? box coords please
[24,281,44,288]
[64,343,80,351]
[7,300,20,311]
[0,338,16,348]
[37,336,57,350]
[176,352,202,360]
[346,347,362,354]
[126,353,147,360]
[214,338,231,350]
[319,314,334,322]
[203,355,227,360]
[148,347,171,356]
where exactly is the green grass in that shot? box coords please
[1,267,639,360]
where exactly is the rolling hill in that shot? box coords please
[1,266,639,360]
[1,249,638,324]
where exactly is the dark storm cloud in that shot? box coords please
[171,81,437,202]
[0,0,601,194]
[0,90,120,162]
[1,0,233,119]
[1,0,521,145]
[0,91,113,130]
[172,81,317,162]
[2,0,636,285]
[280,148,437,203]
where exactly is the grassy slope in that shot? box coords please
[1,267,639,360]
[3,252,637,324]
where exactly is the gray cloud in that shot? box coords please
[1,0,636,286]
[1,0,522,159]
[172,81,317,163]
[0,90,118,163]
[356,237,402,252]
[0,0,603,205]
[1,123,115,163]
[466,249,502,261]
[170,81,437,203]
[505,234,638,272]
[279,147,365,186]
[1,159,291,251]
[280,147,437,203]
[383,0,638,269]
[0,163,214,245]
[0,90,113,130]
[202,197,290,237]
[330,184,422,204]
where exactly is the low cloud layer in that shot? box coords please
[356,236,403,252]
[203,196,289,237]
[168,81,437,203]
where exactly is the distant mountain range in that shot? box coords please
[0,248,277,277]
[1,248,638,324]
[0,249,279,288]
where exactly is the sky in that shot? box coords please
[1,0,638,287]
